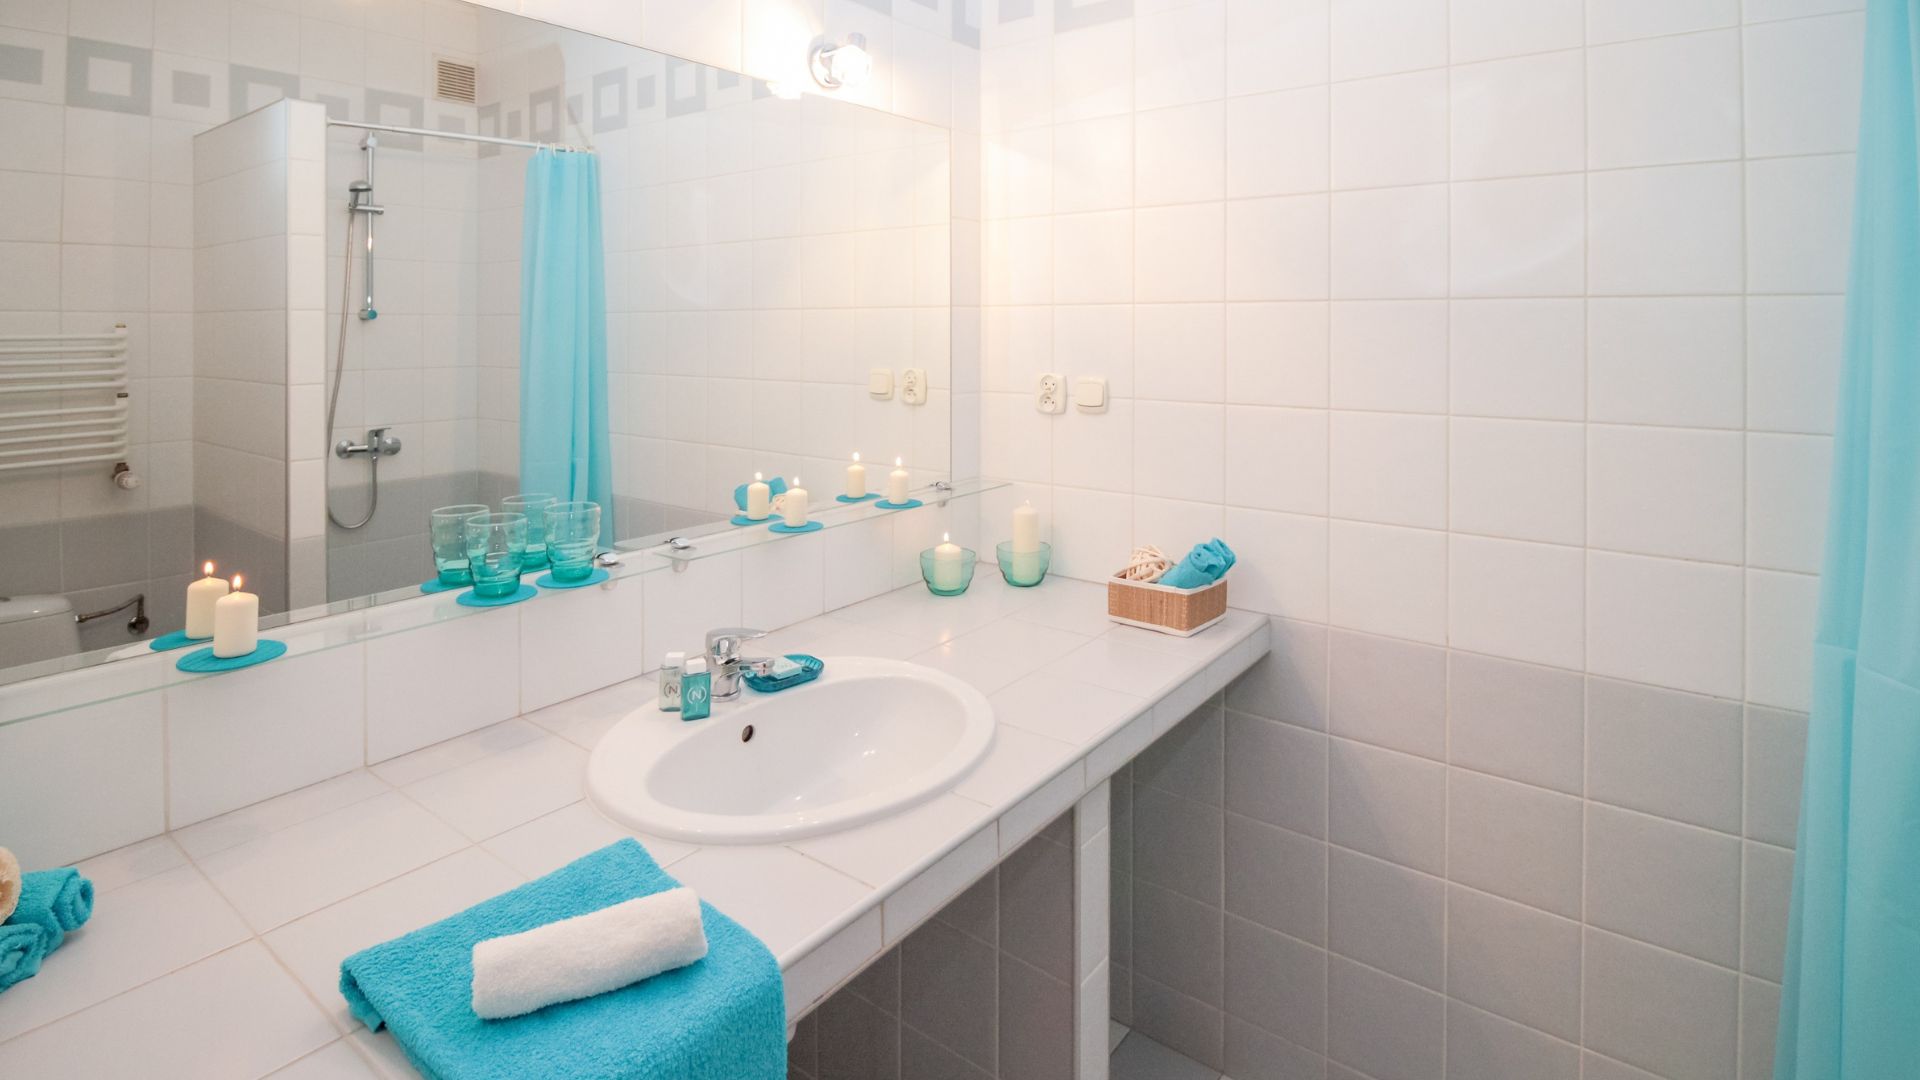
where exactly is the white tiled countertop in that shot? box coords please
[0,575,1269,1079]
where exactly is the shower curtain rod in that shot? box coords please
[325,118,591,153]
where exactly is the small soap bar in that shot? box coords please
[766,656,804,679]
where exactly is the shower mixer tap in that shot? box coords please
[335,427,403,460]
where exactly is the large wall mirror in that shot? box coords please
[0,0,953,682]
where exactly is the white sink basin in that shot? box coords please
[587,657,995,843]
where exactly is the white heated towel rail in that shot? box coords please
[0,326,130,473]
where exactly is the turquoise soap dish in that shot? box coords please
[743,654,824,694]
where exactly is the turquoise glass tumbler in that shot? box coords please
[996,541,1052,587]
[464,512,529,598]
[543,501,602,583]
[429,504,489,586]
[502,493,557,569]
[918,546,977,597]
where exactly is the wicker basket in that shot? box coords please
[1107,572,1230,637]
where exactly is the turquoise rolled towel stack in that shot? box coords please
[1159,538,1237,589]
[0,867,95,994]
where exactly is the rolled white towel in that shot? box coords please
[471,887,709,1020]
[0,846,19,924]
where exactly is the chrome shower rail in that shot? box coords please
[325,119,591,153]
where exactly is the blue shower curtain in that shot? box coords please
[1774,3,1920,1076]
[520,147,613,544]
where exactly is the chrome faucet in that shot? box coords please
[705,627,775,701]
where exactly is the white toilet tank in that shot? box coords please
[0,595,81,668]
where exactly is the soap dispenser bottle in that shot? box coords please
[659,651,686,712]
[680,657,712,721]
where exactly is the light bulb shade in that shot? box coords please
[810,33,872,90]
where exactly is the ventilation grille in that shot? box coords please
[433,57,477,104]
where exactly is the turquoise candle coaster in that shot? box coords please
[876,498,923,511]
[837,493,881,503]
[175,639,288,673]
[731,513,773,526]
[149,629,211,652]
[768,520,824,535]
[419,577,464,595]
[535,567,610,590]
[457,582,538,608]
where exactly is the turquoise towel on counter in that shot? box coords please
[339,839,785,1080]
[0,923,47,992]
[1160,538,1237,589]
[731,476,788,512]
[10,868,93,950]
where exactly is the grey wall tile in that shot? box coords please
[1328,629,1446,759]
[1745,706,1808,848]
[1111,960,1132,1027]
[817,989,901,1080]
[1327,738,1446,876]
[1445,1001,1579,1080]
[1133,880,1223,1006]
[1132,973,1226,1072]
[998,957,1073,1080]
[1226,711,1326,838]
[901,919,998,1072]
[1111,863,1132,970]
[937,866,998,945]
[1225,812,1326,945]
[1447,651,1585,795]
[1583,929,1739,1080]
[1327,955,1444,1080]
[1224,914,1327,1053]
[1227,617,1328,729]
[1224,1016,1325,1080]
[1581,1051,1669,1080]
[1447,767,1584,918]
[1739,977,1781,1080]
[1741,841,1794,982]
[0,522,61,595]
[1588,677,1744,833]
[1327,848,1444,991]
[790,1009,818,1078]
[1586,804,1742,967]
[1133,784,1223,907]
[847,946,899,1013]
[1000,832,1076,982]
[1136,699,1224,805]
[1445,886,1582,1041]
[59,512,148,592]
[901,1027,994,1080]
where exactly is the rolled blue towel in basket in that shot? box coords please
[340,838,785,1080]
[0,922,47,993]
[1159,538,1237,590]
[9,868,93,951]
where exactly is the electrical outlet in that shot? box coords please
[901,367,927,405]
[1036,373,1066,414]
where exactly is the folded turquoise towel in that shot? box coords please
[1160,538,1237,589]
[340,839,785,1080]
[0,922,47,992]
[731,476,788,512]
[9,868,93,951]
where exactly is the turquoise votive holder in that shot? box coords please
[919,546,977,597]
[430,503,489,586]
[464,512,529,599]
[996,541,1052,587]
[543,500,601,583]
[502,492,556,569]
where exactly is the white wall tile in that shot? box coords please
[1450,0,1582,63]
[1226,0,1330,96]
[520,576,651,713]
[1588,425,1745,563]
[1747,296,1844,435]
[1053,115,1134,212]
[1328,520,1448,644]
[1450,49,1585,181]
[1743,13,1865,158]
[1450,418,1585,545]
[1135,303,1223,403]
[1227,87,1330,198]
[1330,0,1447,81]
[1450,535,1585,669]
[364,607,522,762]
[1226,195,1330,301]
[1587,0,1740,45]
[1053,18,1132,123]
[1224,405,1328,515]
[1587,551,1744,698]
[1747,154,1856,295]
[1053,209,1134,305]
[1588,31,1742,169]
[1135,101,1224,206]
[1746,433,1832,574]
[1134,401,1225,503]
[1450,174,1585,297]
[1224,507,1330,623]
[1330,300,1447,412]
[1330,411,1447,529]
[1448,299,1586,421]
[1331,69,1448,190]
[1746,569,1818,711]
[1225,301,1330,408]
[1135,202,1224,303]
[1588,298,1745,429]
[1588,163,1743,295]
[1134,0,1225,110]
[1331,184,1449,299]
[0,695,164,867]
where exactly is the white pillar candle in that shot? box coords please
[211,575,259,659]
[746,472,771,520]
[933,533,964,592]
[782,478,809,527]
[185,562,228,640]
[845,453,867,499]
[1011,501,1040,553]
[887,457,910,504]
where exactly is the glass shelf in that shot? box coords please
[632,478,1007,568]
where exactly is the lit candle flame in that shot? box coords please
[943,532,951,543]
[894,456,903,467]
[231,574,244,591]
[852,452,861,463]
[202,561,215,577]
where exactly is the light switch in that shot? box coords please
[1073,376,1108,412]
[868,368,894,399]
[901,367,927,405]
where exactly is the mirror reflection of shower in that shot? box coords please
[326,131,400,530]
